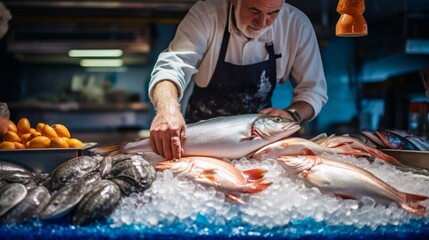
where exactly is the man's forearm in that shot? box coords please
[151,80,181,114]
[286,101,315,122]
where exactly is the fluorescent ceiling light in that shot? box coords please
[68,49,123,57]
[80,59,123,67]
[85,67,128,72]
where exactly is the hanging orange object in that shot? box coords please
[336,0,368,37]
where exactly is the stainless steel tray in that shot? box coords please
[382,149,429,169]
[0,142,97,173]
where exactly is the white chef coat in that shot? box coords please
[149,0,328,117]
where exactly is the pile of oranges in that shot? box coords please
[0,118,84,150]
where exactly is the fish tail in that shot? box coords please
[364,147,401,165]
[342,149,370,156]
[242,168,267,182]
[89,144,121,156]
[245,179,272,193]
[401,192,429,217]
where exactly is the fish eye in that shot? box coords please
[273,117,282,122]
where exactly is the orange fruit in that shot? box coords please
[3,131,21,143]
[0,141,16,150]
[21,132,41,145]
[29,131,41,140]
[7,120,18,133]
[66,138,84,148]
[51,124,71,138]
[14,142,25,149]
[20,132,32,145]
[41,124,58,139]
[17,118,31,135]
[49,137,69,148]
[29,128,37,133]
[36,123,45,133]
[28,136,51,148]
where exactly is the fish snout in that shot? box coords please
[282,122,301,133]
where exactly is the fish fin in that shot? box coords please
[240,135,256,142]
[405,192,429,202]
[322,140,354,148]
[225,194,245,204]
[404,192,429,217]
[309,133,328,143]
[401,204,427,217]
[89,144,121,156]
[251,149,270,160]
[245,179,272,193]
[302,148,317,155]
[333,193,355,200]
[400,193,429,217]
[198,171,220,187]
[242,168,267,182]
[342,149,370,156]
[400,192,429,217]
[363,147,401,165]
[201,169,217,175]
[302,171,331,188]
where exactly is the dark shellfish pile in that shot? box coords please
[0,154,156,225]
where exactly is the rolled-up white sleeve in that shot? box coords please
[288,21,328,119]
[149,2,210,101]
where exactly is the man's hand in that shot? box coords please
[259,107,292,120]
[259,101,315,122]
[150,80,186,160]
[150,112,186,160]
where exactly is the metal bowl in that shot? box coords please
[0,142,97,173]
[382,149,429,169]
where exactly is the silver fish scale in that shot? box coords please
[0,186,50,223]
[0,183,27,217]
[107,156,156,193]
[0,161,34,182]
[71,179,121,226]
[47,155,102,192]
[121,114,300,159]
[183,114,299,158]
[40,179,87,220]
[81,171,102,188]
[1,171,34,185]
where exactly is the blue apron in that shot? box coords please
[185,9,280,123]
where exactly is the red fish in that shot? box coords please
[315,135,401,165]
[277,155,428,217]
[251,137,369,160]
[156,156,272,203]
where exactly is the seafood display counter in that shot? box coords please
[1,115,429,240]
[1,152,429,240]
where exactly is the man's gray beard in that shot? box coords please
[237,22,270,39]
[234,3,271,39]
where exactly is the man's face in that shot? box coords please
[232,0,283,39]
